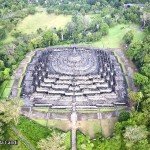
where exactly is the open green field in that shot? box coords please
[17,12,72,34]
[85,24,145,48]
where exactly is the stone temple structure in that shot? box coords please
[21,47,127,110]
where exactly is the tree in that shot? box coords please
[123,30,134,45]
[77,33,83,43]
[2,68,10,80]
[118,111,130,122]
[28,6,36,15]
[141,63,150,77]
[0,28,6,40]
[128,90,143,110]
[66,22,76,38]
[77,133,94,150]
[0,60,4,70]
[30,36,43,49]
[42,30,53,46]
[47,8,54,14]
[94,135,123,150]
[52,33,59,45]
[100,23,109,36]
[86,32,93,42]
[37,132,66,150]
[86,0,96,5]
[39,0,45,5]
[142,3,150,27]
[80,8,86,16]
[54,9,60,15]
[142,12,150,27]
[127,40,142,60]
[0,98,23,125]
[124,125,148,149]
[78,15,91,34]
[134,73,149,86]
[0,121,5,140]
[93,32,102,41]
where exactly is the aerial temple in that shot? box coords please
[21,46,127,110]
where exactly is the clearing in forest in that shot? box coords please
[17,12,72,34]
[90,24,145,48]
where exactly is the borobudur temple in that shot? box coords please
[21,47,127,110]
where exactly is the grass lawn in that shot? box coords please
[114,52,126,73]
[77,119,101,138]
[33,119,71,132]
[0,78,15,98]
[0,126,29,150]
[18,76,23,88]
[1,87,11,98]
[33,108,49,112]
[32,118,47,126]
[0,80,8,98]
[17,116,71,149]
[16,116,53,148]
[17,88,22,97]
[3,33,15,44]
[33,118,71,132]
[77,106,126,113]
[100,117,118,137]
[6,79,14,88]
[47,119,71,131]
[17,12,72,34]
[33,108,71,113]
[88,24,145,48]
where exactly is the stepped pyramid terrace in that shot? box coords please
[21,46,127,110]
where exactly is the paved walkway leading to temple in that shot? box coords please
[71,76,77,150]
[71,112,77,150]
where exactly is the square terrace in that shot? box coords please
[21,47,127,109]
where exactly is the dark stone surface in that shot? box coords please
[21,47,127,107]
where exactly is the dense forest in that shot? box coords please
[0,0,150,150]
